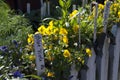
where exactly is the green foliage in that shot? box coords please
[0,1,33,46]
[0,1,34,79]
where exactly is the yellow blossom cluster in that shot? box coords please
[110,2,120,22]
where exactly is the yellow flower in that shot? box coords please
[69,10,78,18]
[86,48,92,57]
[46,27,53,35]
[38,25,46,35]
[88,15,93,20]
[98,4,104,9]
[73,25,79,33]
[118,11,120,18]
[49,20,53,26]
[62,36,68,44]
[59,28,68,35]
[29,55,36,61]
[104,0,108,5]
[53,28,59,34]
[47,72,54,77]
[27,34,34,44]
[113,8,117,12]
[113,3,119,7]
[63,49,71,58]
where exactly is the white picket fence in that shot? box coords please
[34,1,120,80]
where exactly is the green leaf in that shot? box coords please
[24,75,42,80]
[66,0,71,8]
[62,9,66,18]
[59,0,64,8]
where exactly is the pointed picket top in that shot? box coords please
[34,34,45,76]
[103,1,111,33]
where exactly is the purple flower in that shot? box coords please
[13,70,23,78]
[0,46,8,52]
[12,40,18,48]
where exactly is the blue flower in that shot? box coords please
[13,70,23,78]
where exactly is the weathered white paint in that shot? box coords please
[111,28,120,80]
[27,3,30,14]
[103,1,111,33]
[86,48,96,80]
[34,34,45,76]
[70,63,79,80]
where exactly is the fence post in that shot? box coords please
[34,34,45,76]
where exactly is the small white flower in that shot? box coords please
[73,43,78,47]
[65,22,69,28]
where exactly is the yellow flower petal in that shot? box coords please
[29,55,36,61]
[118,11,120,18]
[62,36,68,44]
[38,25,46,35]
[86,48,92,57]
[49,20,53,26]
[27,34,34,44]
[47,72,54,77]
[59,28,68,35]
[63,49,71,58]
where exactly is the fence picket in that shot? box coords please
[86,48,96,80]
[70,63,79,80]
[96,36,110,80]
[103,1,111,33]
[110,28,120,80]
